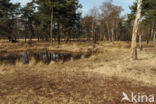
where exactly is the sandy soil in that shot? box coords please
[0,40,156,104]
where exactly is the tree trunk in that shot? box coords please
[151,26,154,40]
[66,30,71,43]
[147,27,151,45]
[37,30,40,42]
[50,7,54,45]
[28,18,34,45]
[111,28,114,42]
[28,30,32,46]
[57,23,61,45]
[87,33,90,41]
[139,34,142,50]
[153,31,156,41]
[92,18,96,48]
[131,0,142,60]
[25,35,27,43]
[106,22,111,42]
[30,34,32,45]
[151,17,155,41]
[154,32,156,49]
[8,36,11,42]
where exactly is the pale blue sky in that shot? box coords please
[11,0,136,16]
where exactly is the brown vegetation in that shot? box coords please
[0,41,156,104]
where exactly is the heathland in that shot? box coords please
[0,40,156,104]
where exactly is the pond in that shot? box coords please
[0,51,92,65]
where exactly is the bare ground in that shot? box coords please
[0,40,156,104]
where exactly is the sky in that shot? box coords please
[79,0,136,16]
[11,0,136,16]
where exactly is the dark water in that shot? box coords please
[0,51,92,65]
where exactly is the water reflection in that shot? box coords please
[0,51,91,65]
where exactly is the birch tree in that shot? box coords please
[131,0,143,60]
[89,7,99,48]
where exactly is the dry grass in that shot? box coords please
[86,49,156,86]
[0,39,154,54]
[0,40,156,104]
[0,39,94,54]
